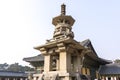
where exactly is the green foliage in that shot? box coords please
[0,63,34,72]
[114,59,120,64]
[0,63,9,70]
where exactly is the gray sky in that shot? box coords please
[0,0,120,66]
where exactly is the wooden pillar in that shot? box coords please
[102,76,106,80]
[87,68,90,75]
[82,67,86,75]
[76,55,81,72]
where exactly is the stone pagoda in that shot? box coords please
[23,4,112,80]
[34,4,86,80]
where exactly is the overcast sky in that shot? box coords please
[0,0,120,66]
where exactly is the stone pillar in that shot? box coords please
[58,42,71,72]
[67,53,71,72]
[65,76,71,80]
[56,59,59,70]
[44,55,51,72]
[76,55,81,72]
[59,50,71,72]
[79,57,83,73]
[59,51,67,72]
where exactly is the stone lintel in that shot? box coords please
[57,43,64,47]
[41,51,47,55]
[34,38,85,55]
[57,43,66,52]
[39,47,47,55]
[34,38,70,51]
[34,38,69,50]
[58,47,66,52]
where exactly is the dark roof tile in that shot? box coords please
[0,71,27,77]
[98,63,120,75]
[23,54,44,62]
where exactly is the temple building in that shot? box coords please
[98,63,120,80]
[23,4,120,80]
[0,71,27,80]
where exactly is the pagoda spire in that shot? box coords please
[61,4,66,15]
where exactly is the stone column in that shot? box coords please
[65,76,71,80]
[79,57,83,73]
[59,51,67,72]
[56,59,59,70]
[44,55,51,72]
[57,43,69,72]
[67,53,71,72]
[59,51,71,72]
[76,55,81,72]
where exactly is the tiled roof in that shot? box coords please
[23,54,44,62]
[98,63,120,75]
[0,71,27,77]
[97,58,112,64]
[80,39,91,47]
[80,39,98,56]
[80,39,112,64]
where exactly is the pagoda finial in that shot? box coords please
[61,3,66,15]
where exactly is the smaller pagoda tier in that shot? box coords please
[47,4,75,42]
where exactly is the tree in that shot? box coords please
[0,63,35,72]
[0,63,9,70]
[114,59,120,64]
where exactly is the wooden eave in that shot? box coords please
[23,55,44,62]
[80,39,111,67]
[30,61,44,67]
[85,52,111,66]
